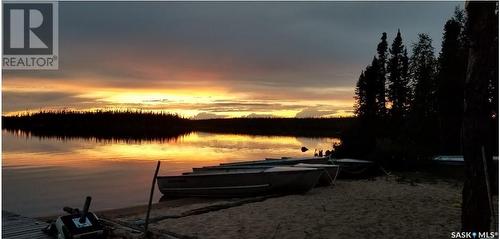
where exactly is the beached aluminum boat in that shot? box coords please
[333,158,375,177]
[334,158,374,167]
[432,155,499,166]
[157,166,323,197]
[220,156,331,167]
[221,156,376,177]
[188,163,340,186]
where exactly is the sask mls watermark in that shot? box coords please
[3,1,58,70]
[451,231,499,239]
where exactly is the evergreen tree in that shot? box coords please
[354,58,380,120]
[410,33,437,119]
[437,13,467,154]
[354,71,368,117]
[387,30,410,121]
[375,32,388,116]
[401,47,410,111]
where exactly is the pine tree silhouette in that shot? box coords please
[437,10,467,154]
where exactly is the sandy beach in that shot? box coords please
[101,173,495,239]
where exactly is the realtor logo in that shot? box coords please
[3,1,58,70]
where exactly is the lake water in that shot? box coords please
[2,131,339,217]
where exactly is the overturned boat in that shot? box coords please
[157,166,323,198]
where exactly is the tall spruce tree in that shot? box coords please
[354,70,368,117]
[410,33,437,119]
[401,47,410,111]
[375,32,388,117]
[354,58,380,120]
[387,30,410,121]
[437,11,467,154]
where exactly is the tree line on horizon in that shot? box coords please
[340,7,498,162]
[2,110,355,139]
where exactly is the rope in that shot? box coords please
[326,154,340,186]
[379,165,391,176]
[330,166,340,186]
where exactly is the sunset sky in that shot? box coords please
[3,2,460,118]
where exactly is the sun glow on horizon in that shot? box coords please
[3,75,355,118]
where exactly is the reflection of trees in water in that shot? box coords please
[2,128,185,144]
[3,129,339,154]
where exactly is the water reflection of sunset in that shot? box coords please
[3,131,340,216]
[3,132,339,173]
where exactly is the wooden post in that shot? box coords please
[144,161,161,236]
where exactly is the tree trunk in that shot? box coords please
[461,1,498,232]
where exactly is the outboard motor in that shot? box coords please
[46,196,106,239]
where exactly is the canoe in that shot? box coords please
[157,166,323,198]
[188,163,340,186]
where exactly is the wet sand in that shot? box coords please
[101,173,494,239]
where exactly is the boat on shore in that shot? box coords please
[333,158,376,178]
[432,155,499,166]
[157,166,323,198]
[221,156,375,178]
[220,156,331,167]
[189,163,340,186]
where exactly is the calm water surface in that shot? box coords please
[2,131,339,217]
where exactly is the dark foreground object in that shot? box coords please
[461,1,498,231]
[44,196,106,239]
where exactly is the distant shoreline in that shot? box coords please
[2,111,354,140]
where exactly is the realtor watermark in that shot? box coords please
[3,1,58,70]
[450,231,499,239]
